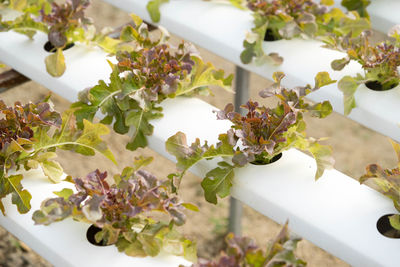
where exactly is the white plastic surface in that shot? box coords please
[102,0,400,142]
[0,168,189,267]
[151,97,400,267]
[369,0,400,33]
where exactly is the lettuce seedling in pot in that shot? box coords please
[72,16,233,151]
[241,0,370,65]
[330,27,400,115]
[0,98,115,215]
[33,157,197,261]
[166,72,335,204]
[240,0,331,65]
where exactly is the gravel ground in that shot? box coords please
[0,1,397,266]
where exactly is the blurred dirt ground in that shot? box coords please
[0,1,397,266]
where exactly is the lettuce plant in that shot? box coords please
[166,72,335,204]
[72,16,233,151]
[186,222,305,267]
[0,0,120,77]
[32,157,197,261]
[241,0,330,65]
[360,140,400,232]
[330,28,400,115]
[242,0,370,65]
[0,98,115,214]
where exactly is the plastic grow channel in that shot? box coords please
[102,0,400,143]
[0,29,399,266]
[367,0,400,33]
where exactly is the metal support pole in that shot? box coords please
[228,66,250,235]
[234,66,250,113]
[0,69,30,93]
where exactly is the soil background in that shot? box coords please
[0,1,396,266]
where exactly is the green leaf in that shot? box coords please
[175,56,234,96]
[331,57,350,71]
[41,160,63,183]
[137,232,162,257]
[120,25,136,42]
[125,108,162,151]
[130,14,143,27]
[8,174,32,214]
[181,203,199,212]
[118,237,147,257]
[95,36,121,54]
[166,132,206,177]
[183,239,197,263]
[32,197,72,225]
[53,188,74,201]
[166,132,234,190]
[308,142,334,180]
[45,48,66,77]
[389,214,400,231]
[132,156,154,171]
[341,0,371,18]
[146,0,169,23]
[390,140,400,168]
[10,0,28,11]
[201,161,235,204]
[338,76,360,115]
[240,46,254,64]
[32,109,116,165]
[307,101,333,119]
[335,15,371,37]
[240,13,283,65]
[4,13,48,38]
[321,0,334,5]
[314,71,336,89]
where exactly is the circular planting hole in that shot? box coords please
[264,29,282,42]
[86,225,111,246]
[376,214,400,239]
[365,80,398,91]
[44,41,74,53]
[250,153,283,166]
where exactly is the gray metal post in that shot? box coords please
[228,66,250,235]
